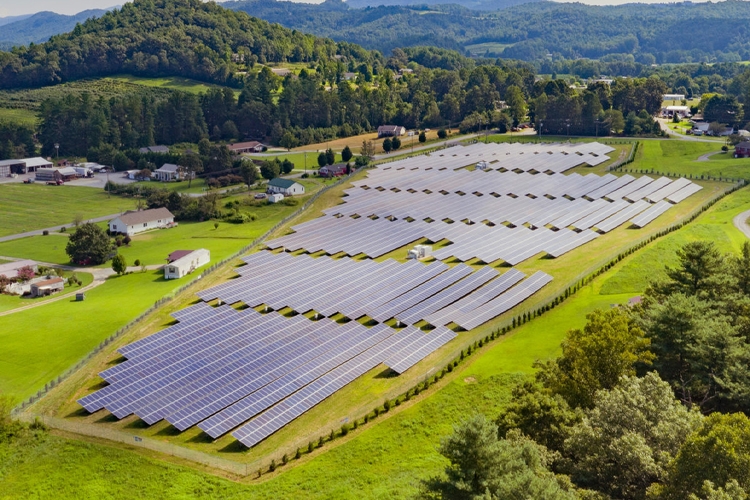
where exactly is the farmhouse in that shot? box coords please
[154,163,185,182]
[661,105,691,119]
[319,164,350,178]
[267,178,305,196]
[735,142,750,158]
[164,249,210,280]
[109,207,175,236]
[35,167,78,182]
[227,141,267,154]
[378,125,406,138]
[138,145,170,154]
[0,259,38,280]
[0,157,53,176]
[30,277,65,297]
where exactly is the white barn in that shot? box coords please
[164,249,210,279]
[109,208,175,236]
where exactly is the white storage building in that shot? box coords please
[164,249,210,279]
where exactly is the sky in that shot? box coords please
[0,0,717,18]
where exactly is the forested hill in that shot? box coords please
[224,0,750,63]
[0,0,372,90]
[344,0,540,10]
[0,9,110,50]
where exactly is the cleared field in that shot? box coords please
[628,140,750,180]
[106,75,227,95]
[0,184,134,237]
[294,129,450,154]
[464,42,511,56]
[0,106,37,126]
[5,179,749,499]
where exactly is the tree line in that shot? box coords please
[424,240,750,499]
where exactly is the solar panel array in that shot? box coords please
[78,141,705,448]
[79,303,460,444]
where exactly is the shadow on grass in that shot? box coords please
[66,407,92,418]
[188,430,215,444]
[125,418,151,429]
[374,367,397,379]
[157,425,183,437]
[219,439,248,454]
[96,412,121,424]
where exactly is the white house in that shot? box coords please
[164,249,210,279]
[109,208,175,236]
[267,178,305,196]
[268,193,285,203]
[154,163,184,182]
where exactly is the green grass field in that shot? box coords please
[0,272,94,314]
[0,184,136,237]
[0,107,37,126]
[625,140,750,180]
[4,179,748,499]
[106,75,224,95]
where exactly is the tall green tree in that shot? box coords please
[111,254,127,275]
[341,145,353,162]
[66,222,113,265]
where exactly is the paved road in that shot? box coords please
[733,209,750,239]
[696,151,724,162]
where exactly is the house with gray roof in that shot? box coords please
[109,208,175,236]
[154,163,185,182]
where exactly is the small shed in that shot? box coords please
[164,249,210,280]
[268,193,285,203]
[267,178,305,196]
[76,292,86,301]
[30,277,65,297]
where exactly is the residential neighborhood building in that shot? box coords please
[735,142,750,158]
[164,249,210,280]
[319,164,350,178]
[30,277,65,297]
[663,94,686,101]
[154,163,185,182]
[227,141,267,154]
[109,208,175,236]
[661,105,691,119]
[0,157,53,176]
[691,121,710,135]
[267,178,305,196]
[138,145,170,154]
[35,167,78,182]
[268,193,285,203]
[0,260,38,280]
[378,125,407,138]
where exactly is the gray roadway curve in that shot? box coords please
[0,213,123,243]
[733,209,750,239]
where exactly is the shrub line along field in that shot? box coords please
[16,140,732,479]
[5,164,749,498]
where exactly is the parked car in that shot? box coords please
[254,193,267,199]
[23,178,34,184]
[46,180,64,186]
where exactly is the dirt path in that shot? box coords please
[733,209,750,239]
[696,151,723,162]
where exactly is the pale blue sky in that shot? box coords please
[0,0,715,18]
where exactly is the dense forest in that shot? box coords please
[425,241,750,499]
[223,0,750,64]
[0,0,374,89]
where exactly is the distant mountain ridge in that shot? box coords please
[343,0,541,10]
[0,14,33,27]
[0,9,111,50]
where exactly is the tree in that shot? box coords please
[438,129,448,139]
[383,138,392,153]
[260,159,280,180]
[317,152,327,168]
[112,253,127,275]
[657,413,750,500]
[361,140,375,159]
[15,265,35,282]
[239,161,258,188]
[423,415,576,500]
[279,132,299,151]
[497,381,581,452]
[418,131,427,143]
[392,136,401,150]
[565,373,702,500]
[536,308,654,409]
[662,241,727,298]
[325,148,336,165]
[505,85,527,126]
[206,144,232,174]
[66,222,113,265]
[180,152,204,188]
[282,159,294,175]
[341,145,353,162]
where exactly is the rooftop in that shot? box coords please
[116,207,175,226]
[268,177,302,189]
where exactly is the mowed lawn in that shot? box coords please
[0,184,134,237]
[0,201,306,266]
[0,270,186,402]
[628,140,750,180]
[5,183,749,499]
